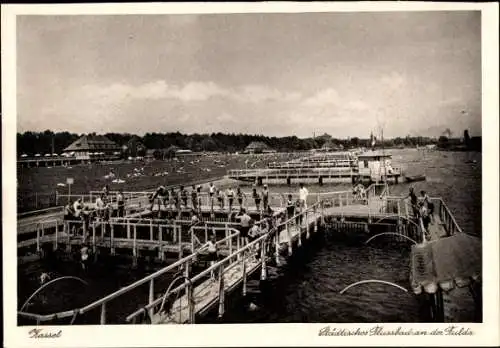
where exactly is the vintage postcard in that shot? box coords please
[2,2,499,347]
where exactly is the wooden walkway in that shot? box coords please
[18,181,470,325]
[153,210,321,324]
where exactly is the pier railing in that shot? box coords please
[17,206,65,220]
[125,202,322,324]
[267,160,357,169]
[17,226,241,324]
[431,198,463,236]
[17,202,320,325]
[227,168,356,178]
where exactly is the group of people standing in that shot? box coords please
[63,185,126,235]
[407,187,434,234]
[150,182,294,214]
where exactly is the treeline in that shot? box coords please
[436,130,482,152]
[17,130,443,156]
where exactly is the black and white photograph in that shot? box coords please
[2,2,499,347]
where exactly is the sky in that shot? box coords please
[16,11,482,138]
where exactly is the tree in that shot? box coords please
[438,136,449,149]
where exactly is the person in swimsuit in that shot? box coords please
[217,189,225,210]
[205,235,218,281]
[295,199,302,225]
[80,245,90,271]
[252,187,261,212]
[407,187,419,219]
[116,189,125,217]
[299,183,309,209]
[191,185,198,211]
[420,190,434,223]
[286,194,295,224]
[226,187,235,212]
[150,185,167,211]
[235,208,251,246]
[196,185,202,210]
[173,188,180,211]
[208,182,216,211]
[248,220,260,253]
[236,186,245,209]
[420,204,431,238]
[262,185,270,211]
[180,185,188,208]
[95,194,106,219]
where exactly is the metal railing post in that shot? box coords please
[242,257,247,296]
[150,220,153,241]
[133,225,137,261]
[36,225,41,253]
[148,279,154,320]
[178,226,183,261]
[54,222,59,250]
[159,226,164,260]
[260,240,267,281]
[287,219,292,255]
[188,279,195,324]
[218,265,225,318]
[100,303,106,324]
[92,223,96,253]
[110,223,115,255]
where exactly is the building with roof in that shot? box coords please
[244,141,275,154]
[63,134,121,160]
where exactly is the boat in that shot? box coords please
[405,174,426,183]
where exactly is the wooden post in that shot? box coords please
[435,289,444,322]
[100,303,107,324]
[298,220,302,247]
[92,223,96,254]
[321,201,325,225]
[228,228,233,259]
[313,205,318,234]
[133,225,137,266]
[187,279,195,324]
[218,265,225,318]
[242,258,247,296]
[36,225,41,253]
[287,220,292,255]
[66,222,72,252]
[148,279,154,320]
[225,224,230,249]
[190,227,194,254]
[236,233,241,261]
[159,225,164,260]
[260,240,267,281]
[173,222,178,243]
[178,226,183,261]
[110,223,115,255]
[54,222,59,250]
[150,220,153,241]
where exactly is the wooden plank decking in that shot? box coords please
[153,211,321,324]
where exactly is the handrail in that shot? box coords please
[20,276,89,312]
[340,280,408,294]
[17,206,65,219]
[365,233,418,245]
[133,202,321,319]
[19,225,242,322]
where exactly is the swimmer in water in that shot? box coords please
[80,245,90,270]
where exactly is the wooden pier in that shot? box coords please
[17,181,479,325]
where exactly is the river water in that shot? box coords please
[18,149,481,324]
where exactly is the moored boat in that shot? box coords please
[405,174,426,182]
